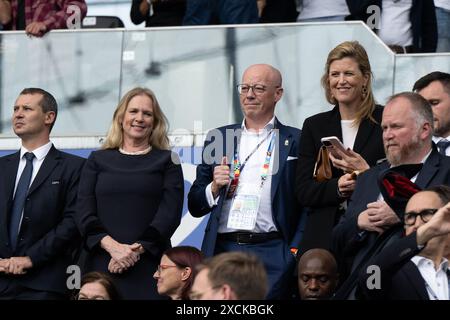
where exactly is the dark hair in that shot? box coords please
[413,71,450,95]
[78,272,121,300]
[164,246,204,300]
[423,185,450,205]
[19,88,58,132]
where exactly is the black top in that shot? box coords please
[130,0,186,27]
[77,148,184,299]
[16,0,26,30]
[295,105,385,251]
[0,147,85,294]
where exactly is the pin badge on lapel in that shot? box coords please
[284,139,289,146]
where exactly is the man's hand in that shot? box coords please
[211,156,230,199]
[417,202,450,245]
[25,22,48,37]
[337,173,356,198]
[2,257,33,275]
[358,201,400,233]
[357,211,385,234]
[366,201,400,228]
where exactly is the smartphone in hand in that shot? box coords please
[321,136,349,158]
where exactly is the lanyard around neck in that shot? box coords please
[226,129,275,199]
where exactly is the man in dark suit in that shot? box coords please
[346,0,437,53]
[332,92,450,298]
[0,88,85,299]
[358,185,450,300]
[413,71,450,156]
[188,64,303,299]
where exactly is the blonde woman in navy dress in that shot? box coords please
[77,87,184,299]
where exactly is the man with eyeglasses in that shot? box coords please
[188,64,304,299]
[357,185,450,300]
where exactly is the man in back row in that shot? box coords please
[190,251,268,300]
[414,71,450,156]
[0,88,84,299]
[358,185,450,300]
[0,0,87,37]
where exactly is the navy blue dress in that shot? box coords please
[76,148,184,299]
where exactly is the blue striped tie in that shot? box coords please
[9,152,35,251]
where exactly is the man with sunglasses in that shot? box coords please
[358,185,450,300]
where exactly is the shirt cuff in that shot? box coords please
[206,182,219,208]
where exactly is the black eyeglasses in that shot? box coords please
[237,84,279,95]
[404,208,438,226]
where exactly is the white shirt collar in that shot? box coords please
[420,149,433,164]
[411,255,449,272]
[432,135,450,143]
[20,141,53,161]
[241,116,275,133]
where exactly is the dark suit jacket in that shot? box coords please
[357,233,430,300]
[346,0,437,53]
[130,0,186,27]
[0,146,85,294]
[260,0,298,23]
[295,105,385,251]
[188,118,303,257]
[333,147,450,280]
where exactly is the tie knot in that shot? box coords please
[24,152,35,162]
[438,139,450,148]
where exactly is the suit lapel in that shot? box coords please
[415,149,439,188]
[328,106,344,141]
[0,152,20,245]
[403,261,429,300]
[353,116,376,153]
[271,119,291,203]
[28,146,60,195]
[217,125,241,208]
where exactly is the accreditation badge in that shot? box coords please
[227,183,261,230]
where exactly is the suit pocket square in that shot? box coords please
[51,181,60,185]
[287,156,298,161]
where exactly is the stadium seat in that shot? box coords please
[82,16,125,29]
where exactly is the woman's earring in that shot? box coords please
[362,85,368,98]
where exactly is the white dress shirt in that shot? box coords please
[206,117,278,233]
[411,256,449,300]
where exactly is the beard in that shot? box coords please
[434,118,450,138]
[385,133,423,166]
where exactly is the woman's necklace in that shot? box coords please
[119,145,152,155]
